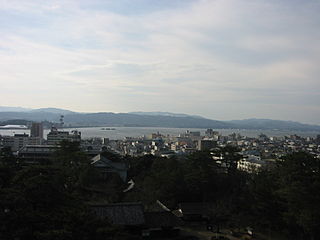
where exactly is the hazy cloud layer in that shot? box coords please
[0,0,319,124]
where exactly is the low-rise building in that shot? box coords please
[13,133,29,152]
[18,145,58,164]
[47,127,81,145]
[237,155,266,173]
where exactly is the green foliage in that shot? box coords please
[0,141,118,240]
[142,157,185,207]
[126,148,243,209]
[127,154,155,179]
[2,141,319,240]
[248,170,284,230]
[0,164,114,240]
[0,147,18,189]
[211,146,241,173]
[275,153,320,239]
[245,152,320,239]
[0,147,16,166]
[182,151,218,202]
[53,140,94,194]
[125,149,320,239]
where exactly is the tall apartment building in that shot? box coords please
[28,122,44,145]
[30,122,44,138]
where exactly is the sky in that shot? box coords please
[0,0,320,124]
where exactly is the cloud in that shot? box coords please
[0,0,319,123]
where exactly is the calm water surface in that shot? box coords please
[0,127,319,140]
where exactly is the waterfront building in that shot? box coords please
[47,127,81,145]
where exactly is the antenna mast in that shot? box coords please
[60,115,64,128]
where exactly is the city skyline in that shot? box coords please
[1,0,320,124]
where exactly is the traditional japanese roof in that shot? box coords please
[178,202,214,215]
[90,202,145,226]
[91,154,127,170]
[144,211,183,228]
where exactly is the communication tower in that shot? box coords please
[60,115,64,128]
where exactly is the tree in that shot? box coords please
[211,146,241,174]
[182,151,218,202]
[53,140,93,194]
[0,153,114,240]
[275,152,320,239]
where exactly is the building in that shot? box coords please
[91,154,128,182]
[13,133,29,151]
[0,135,14,149]
[197,139,217,151]
[90,201,182,238]
[30,122,43,139]
[91,202,145,226]
[18,145,58,164]
[205,129,219,138]
[177,202,213,221]
[47,127,81,145]
[28,137,43,145]
[237,155,266,173]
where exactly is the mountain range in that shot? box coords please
[0,106,319,131]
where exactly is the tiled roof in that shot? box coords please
[90,202,145,225]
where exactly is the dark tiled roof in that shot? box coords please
[144,212,183,228]
[178,202,214,215]
[90,202,145,225]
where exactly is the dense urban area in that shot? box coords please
[1,122,320,240]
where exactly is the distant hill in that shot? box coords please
[0,111,231,128]
[31,108,75,115]
[0,106,74,115]
[0,112,61,122]
[228,119,320,131]
[0,119,32,126]
[63,112,231,128]
[129,111,204,119]
[0,106,32,112]
[0,107,319,131]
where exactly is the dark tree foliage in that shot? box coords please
[127,154,155,180]
[125,148,243,211]
[247,152,320,239]
[0,147,18,189]
[53,140,96,195]
[2,142,319,240]
[182,151,218,202]
[125,149,320,240]
[248,169,284,231]
[275,153,320,239]
[211,146,241,173]
[0,143,116,240]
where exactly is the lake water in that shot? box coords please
[0,127,319,140]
